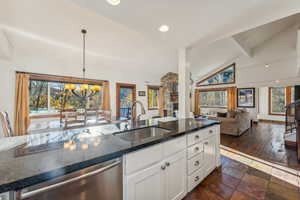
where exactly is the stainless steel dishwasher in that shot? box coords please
[16,158,122,200]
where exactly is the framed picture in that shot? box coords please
[237,88,255,108]
[138,91,146,96]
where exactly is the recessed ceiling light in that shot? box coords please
[159,25,169,32]
[106,0,120,6]
[275,80,280,83]
[265,64,269,68]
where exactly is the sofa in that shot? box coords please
[208,109,251,136]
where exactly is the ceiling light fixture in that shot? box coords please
[275,80,280,83]
[265,64,269,68]
[106,0,120,6]
[64,29,102,98]
[159,25,169,32]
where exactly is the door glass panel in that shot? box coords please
[120,87,134,120]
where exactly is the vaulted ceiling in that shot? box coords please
[68,0,300,47]
[190,13,300,80]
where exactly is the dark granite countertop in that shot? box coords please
[0,118,219,193]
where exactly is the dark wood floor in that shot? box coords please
[184,156,300,200]
[221,122,300,170]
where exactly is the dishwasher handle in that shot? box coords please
[19,160,121,200]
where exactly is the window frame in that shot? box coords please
[196,63,236,87]
[268,87,287,116]
[25,72,106,118]
[198,88,228,109]
[116,82,137,119]
[147,85,160,110]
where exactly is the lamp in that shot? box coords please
[64,29,102,98]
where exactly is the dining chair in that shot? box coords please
[0,111,13,137]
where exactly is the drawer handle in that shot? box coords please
[161,165,166,170]
[204,142,208,145]
[165,162,170,167]
[194,176,200,182]
[209,130,213,133]
[194,161,200,166]
[195,135,200,140]
[194,147,199,152]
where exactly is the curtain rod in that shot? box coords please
[15,71,109,83]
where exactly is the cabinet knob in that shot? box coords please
[209,130,213,133]
[194,147,199,152]
[195,135,200,140]
[194,176,200,182]
[165,162,170,167]
[194,161,200,166]
[161,165,166,170]
[204,142,208,145]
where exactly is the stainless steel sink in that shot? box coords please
[113,127,170,143]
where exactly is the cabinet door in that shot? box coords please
[126,162,165,200]
[165,150,187,200]
[203,135,216,177]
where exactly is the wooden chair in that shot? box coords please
[0,112,13,137]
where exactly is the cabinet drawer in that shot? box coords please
[187,142,203,159]
[188,153,203,175]
[188,167,204,192]
[187,130,203,146]
[125,144,163,175]
[163,136,186,158]
[187,127,215,146]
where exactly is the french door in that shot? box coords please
[116,83,136,120]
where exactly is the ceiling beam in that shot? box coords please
[231,36,252,58]
[0,29,13,60]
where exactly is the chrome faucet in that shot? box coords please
[131,100,146,121]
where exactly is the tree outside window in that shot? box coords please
[269,87,286,115]
[29,80,103,114]
[200,90,228,108]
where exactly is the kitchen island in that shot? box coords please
[0,118,220,200]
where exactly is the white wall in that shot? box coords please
[0,0,178,135]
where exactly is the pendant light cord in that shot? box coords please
[82,29,87,79]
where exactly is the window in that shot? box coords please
[148,86,159,110]
[199,90,228,108]
[29,79,103,114]
[116,83,136,120]
[269,87,286,115]
[197,63,235,86]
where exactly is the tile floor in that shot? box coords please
[184,154,300,200]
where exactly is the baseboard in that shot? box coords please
[258,119,285,124]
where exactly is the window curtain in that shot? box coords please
[102,81,111,111]
[14,73,30,136]
[159,87,165,117]
[227,87,237,111]
[194,89,200,115]
[286,86,292,105]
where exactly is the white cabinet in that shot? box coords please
[202,135,216,177]
[165,151,187,200]
[125,150,186,200]
[124,125,220,199]
[126,162,165,200]
[187,126,219,192]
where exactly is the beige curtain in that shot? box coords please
[286,86,292,105]
[159,87,165,117]
[14,73,30,136]
[102,81,111,111]
[194,89,200,115]
[227,87,237,111]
